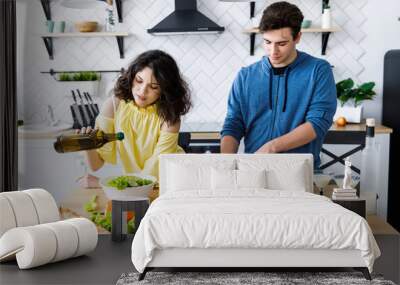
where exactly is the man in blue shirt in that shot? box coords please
[221,1,337,168]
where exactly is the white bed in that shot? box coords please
[131,154,380,281]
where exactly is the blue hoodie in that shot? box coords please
[221,51,337,168]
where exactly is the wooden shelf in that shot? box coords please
[41,32,129,60]
[244,26,341,56]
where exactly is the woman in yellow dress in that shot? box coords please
[80,50,192,180]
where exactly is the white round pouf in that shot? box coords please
[24,188,60,224]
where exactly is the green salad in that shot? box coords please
[106,175,153,190]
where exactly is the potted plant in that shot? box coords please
[334,78,376,123]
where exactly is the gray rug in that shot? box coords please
[117,271,396,285]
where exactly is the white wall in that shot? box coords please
[16,0,400,125]
[360,0,400,122]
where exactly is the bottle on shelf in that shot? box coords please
[360,118,380,214]
[321,4,331,29]
[54,130,124,153]
[105,1,116,32]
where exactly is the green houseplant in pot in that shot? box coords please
[334,78,376,123]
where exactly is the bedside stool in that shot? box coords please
[332,198,366,218]
[111,199,149,242]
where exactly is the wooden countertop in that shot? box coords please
[18,123,392,141]
[329,123,392,134]
[191,124,392,141]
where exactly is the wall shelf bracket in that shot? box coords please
[322,32,331,55]
[42,37,54,60]
[250,1,255,18]
[40,0,51,20]
[116,36,125,58]
[250,33,256,56]
[115,0,123,23]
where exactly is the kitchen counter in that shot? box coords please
[329,123,392,134]
[184,122,393,140]
[17,123,393,140]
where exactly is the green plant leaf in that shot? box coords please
[359,82,375,92]
[336,78,354,102]
[337,78,354,90]
[58,73,71,81]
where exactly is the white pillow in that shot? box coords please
[236,169,267,189]
[211,169,267,190]
[266,163,307,191]
[238,158,309,191]
[211,168,236,190]
[167,160,235,191]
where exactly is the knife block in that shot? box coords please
[70,103,98,129]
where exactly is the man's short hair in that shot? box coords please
[258,1,304,38]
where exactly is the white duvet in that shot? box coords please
[131,190,380,273]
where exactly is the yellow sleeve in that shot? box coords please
[95,115,117,165]
[142,131,184,179]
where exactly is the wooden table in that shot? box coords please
[321,124,392,173]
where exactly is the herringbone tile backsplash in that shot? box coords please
[18,0,368,125]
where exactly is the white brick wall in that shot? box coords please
[17,0,373,125]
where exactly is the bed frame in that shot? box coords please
[137,154,372,281]
[138,248,371,280]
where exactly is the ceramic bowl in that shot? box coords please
[75,21,98,32]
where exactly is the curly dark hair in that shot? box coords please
[259,1,304,38]
[114,50,192,125]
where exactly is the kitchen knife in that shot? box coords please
[76,89,91,127]
[82,92,95,118]
[86,92,99,115]
[71,90,85,128]
[85,92,99,118]
[83,92,97,119]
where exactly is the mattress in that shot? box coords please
[131,190,380,273]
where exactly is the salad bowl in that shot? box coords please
[100,174,156,201]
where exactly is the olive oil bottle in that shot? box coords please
[54,131,124,153]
